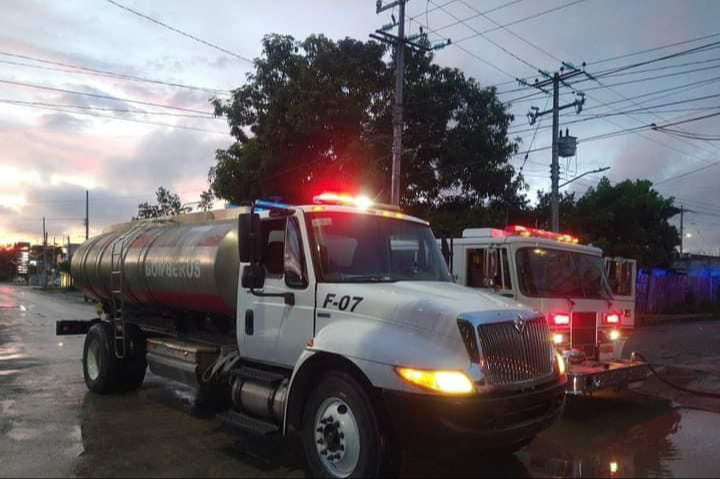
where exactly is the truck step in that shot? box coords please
[232,366,287,385]
[218,410,279,435]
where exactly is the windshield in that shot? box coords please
[306,212,452,283]
[517,247,612,300]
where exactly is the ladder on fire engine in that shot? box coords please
[109,221,150,359]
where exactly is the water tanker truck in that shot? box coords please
[60,194,567,478]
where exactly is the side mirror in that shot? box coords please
[285,268,308,289]
[238,212,263,264]
[242,264,266,289]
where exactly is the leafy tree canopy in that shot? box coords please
[135,187,190,220]
[210,34,520,208]
[536,178,680,267]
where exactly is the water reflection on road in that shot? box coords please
[71,379,720,479]
[2,285,720,479]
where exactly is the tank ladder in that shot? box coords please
[109,222,149,359]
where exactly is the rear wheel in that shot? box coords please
[83,322,147,394]
[302,372,390,478]
[118,324,147,392]
[83,322,120,394]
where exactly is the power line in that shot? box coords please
[1,100,229,135]
[451,0,592,45]
[594,41,720,78]
[104,0,254,64]
[430,0,540,72]
[410,0,526,38]
[0,98,219,120]
[0,51,230,95]
[458,0,562,64]
[509,92,720,135]
[587,31,720,67]
[0,78,214,115]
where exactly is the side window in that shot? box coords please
[467,248,509,290]
[262,219,286,278]
[285,217,308,289]
[467,248,488,288]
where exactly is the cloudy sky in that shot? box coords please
[2,0,720,253]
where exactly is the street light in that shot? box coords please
[559,167,611,189]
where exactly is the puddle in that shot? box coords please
[520,409,720,478]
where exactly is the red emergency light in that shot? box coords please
[604,312,621,325]
[314,192,373,210]
[504,225,580,244]
[548,312,571,326]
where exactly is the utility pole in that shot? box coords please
[42,217,48,288]
[391,0,405,207]
[523,63,593,232]
[85,190,89,240]
[551,73,561,233]
[371,0,450,206]
[680,205,685,255]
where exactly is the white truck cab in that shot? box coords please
[442,225,649,396]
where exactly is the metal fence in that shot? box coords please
[637,272,720,314]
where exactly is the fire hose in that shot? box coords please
[634,353,720,400]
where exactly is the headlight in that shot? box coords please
[555,351,567,376]
[396,367,475,395]
[608,329,622,341]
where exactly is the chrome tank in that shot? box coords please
[72,218,240,317]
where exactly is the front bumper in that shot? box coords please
[566,360,650,395]
[382,378,566,450]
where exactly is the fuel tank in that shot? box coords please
[72,211,243,317]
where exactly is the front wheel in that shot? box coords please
[302,372,390,478]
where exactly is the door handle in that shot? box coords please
[245,310,254,336]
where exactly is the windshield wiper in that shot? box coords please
[343,275,396,283]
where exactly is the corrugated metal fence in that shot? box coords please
[637,272,720,314]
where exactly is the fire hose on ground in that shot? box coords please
[633,352,720,400]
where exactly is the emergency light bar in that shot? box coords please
[313,192,402,212]
[504,225,580,244]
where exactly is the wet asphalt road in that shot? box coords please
[1,284,720,478]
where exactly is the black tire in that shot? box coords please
[83,322,120,394]
[117,324,147,392]
[302,372,390,479]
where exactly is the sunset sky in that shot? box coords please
[2,0,720,252]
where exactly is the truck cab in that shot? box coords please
[444,226,649,395]
[64,196,568,478]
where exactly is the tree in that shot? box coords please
[209,34,520,209]
[539,178,680,267]
[532,191,579,232]
[198,190,214,212]
[135,187,190,220]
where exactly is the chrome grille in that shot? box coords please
[477,318,554,385]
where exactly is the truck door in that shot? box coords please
[466,246,515,299]
[605,258,637,328]
[237,214,315,368]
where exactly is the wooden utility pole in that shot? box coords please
[371,1,449,206]
[85,190,89,240]
[523,63,593,232]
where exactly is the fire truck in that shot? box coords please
[442,225,649,396]
[59,195,567,478]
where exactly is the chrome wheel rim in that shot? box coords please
[314,398,361,478]
[87,343,100,381]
